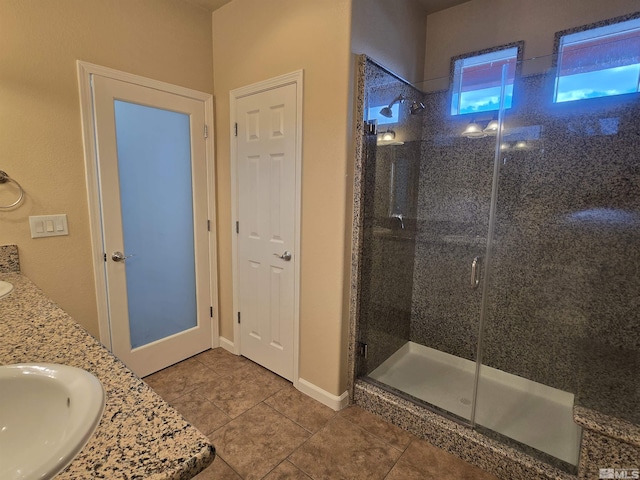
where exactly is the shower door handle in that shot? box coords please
[471,257,481,289]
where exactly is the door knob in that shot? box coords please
[111,251,134,262]
[274,251,292,261]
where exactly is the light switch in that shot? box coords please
[29,215,69,238]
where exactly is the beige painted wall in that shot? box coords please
[424,0,640,81]
[351,0,427,83]
[0,0,213,337]
[213,0,353,396]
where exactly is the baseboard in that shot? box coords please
[219,336,235,354]
[296,378,349,411]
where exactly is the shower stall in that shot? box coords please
[350,40,640,478]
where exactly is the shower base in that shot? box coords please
[368,341,581,466]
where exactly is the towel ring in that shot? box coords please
[0,171,25,209]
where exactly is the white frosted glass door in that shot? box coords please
[114,101,197,348]
[92,75,211,377]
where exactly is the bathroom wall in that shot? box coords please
[0,0,214,337]
[410,94,495,364]
[212,0,353,396]
[351,0,427,84]
[424,0,640,82]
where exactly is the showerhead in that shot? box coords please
[379,94,405,118]
[379,106,394,118]
[410,101,426,115]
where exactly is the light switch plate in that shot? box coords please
[29,214,69,238]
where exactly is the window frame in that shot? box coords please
[552,12,640,106]
[448,40,525,118]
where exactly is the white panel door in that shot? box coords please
[236,83,297,381]
[91,75,212,377]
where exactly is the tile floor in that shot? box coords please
[144,348,499,480]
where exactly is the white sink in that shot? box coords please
[0,364,105,480]
[0,280,13,299]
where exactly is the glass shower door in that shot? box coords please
[356,58,507,423]
[474,55,584,469]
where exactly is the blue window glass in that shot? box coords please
[554,18,640,103]
[451,47,519,116]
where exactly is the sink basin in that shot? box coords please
[0,280,13,299]
[0,364,105,480]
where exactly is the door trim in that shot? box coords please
[76,61,219,351]
[229,70,303,387]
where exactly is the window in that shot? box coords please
[554,16,640,103]
[450,45,520,116]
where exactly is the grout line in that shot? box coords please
[338,409,409,454]
[210,451,244,479]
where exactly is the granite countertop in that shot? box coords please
[0,272,215,479]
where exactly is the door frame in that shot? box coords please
[229,70,303,386]
[76,61,219,351]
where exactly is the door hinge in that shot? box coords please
[207,219,211,231]
[234,123,238,137]
[357,342,368,359]
[204,124,209,138]
[103,253,107,262]
[237,312,241,324]
[236,221,239,234]
[210,306,213,318]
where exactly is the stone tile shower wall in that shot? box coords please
[410,93,496,364]
[410,70,640,415]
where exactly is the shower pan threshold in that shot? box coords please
[368,341,582,466]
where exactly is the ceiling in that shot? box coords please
[184,0,470,15]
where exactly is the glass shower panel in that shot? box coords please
[356,61,421,385]
[114,100,198,349]
[357,59,506,423]
[474,41,640,468]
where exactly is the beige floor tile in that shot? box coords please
[263,461,312,479]
[385,438,500,480]
[209,403,310,480]
[264,385,336,433]
[170,390,232,435]
[288,416,401,480]
[199,363,288,418]
[238,359,290,389]
[193,456,241,480]
[143,357,217,402]
[339,405,414,451]
[195,348,251,377]
[151,357,499,480]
